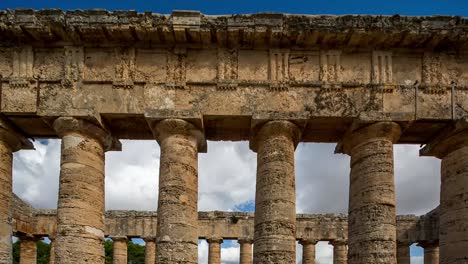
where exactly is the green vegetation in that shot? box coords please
[105,240,146,264]
[13,239,146,264]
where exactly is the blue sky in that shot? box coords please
[0,0,467,16]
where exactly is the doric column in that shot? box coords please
[0,120,33,264]
[53,117,120,264]
[418,242,439,264]
[208,237,223,264]
[331,240,347,264]
[337,122,401,264]
[112,236,128,264]
[396,242,410,264]
[300,239,317,264]
[251,120,302,264]
[238,238,253,264]
[143,237,156,264]
[19,236,38,264]
[151,119,205,263]
[49,236,55,264]
[420,123,468,263]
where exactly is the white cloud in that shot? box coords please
[316,242,333,264]
[12,139,60,208]
[105,140,159,210]
[411,256,424,264]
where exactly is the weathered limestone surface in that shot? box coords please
[1,9,466,263]
[112,237,128,264]
[300,240,316,264]
[331,240,347,264]
[143,237,156,264]
[151,119,205,263]
[238,238,253,264]
[251,121,301,263]
[19,237,37,264]
[421,123,468,264]
[53,117,119,264]
[0,120,32,264]
[208,237,222,264]
[0,11,466,146]
[49,237,55,264]
[338,122,401,263]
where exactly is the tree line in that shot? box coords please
[13,240,146,264]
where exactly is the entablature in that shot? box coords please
[1,10,467,144]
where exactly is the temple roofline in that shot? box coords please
[1,9,467,50]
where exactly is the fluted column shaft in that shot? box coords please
[440,146,468,263]
[332,241,347,264]
[144,237,156,264]
[301,240,316,264]
[153,119,205,263]
[53,117,118,264]
[421,126,468,263]
[396,243,410,264]
[0,122,32,264]
[339,122,401,264]
[420,242,439,264]
[208,238,222,264]
[0,142,14,264]
[19,238,37,264]
[239,238,253,264]
[112,237,128,264]
[49,238,55,264]
[251,121,301,264]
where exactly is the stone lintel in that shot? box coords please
[52,116,121,151]
[335,120,402,155]
[420,119,468,158]
[249,112,307,152]
[0,117,34,151]
[145,110,207,152]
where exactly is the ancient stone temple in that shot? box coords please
[0,9,467,264]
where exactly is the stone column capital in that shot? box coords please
[151,118,207,153]
[299,239,318,246]
[420,121,468,158]
[53,117,121,151]
[250,120,302,152]
[417,240,439,249]
[238,237,253,244]
[142,236,156,243]
[397,241,412,247]
[110,236,128,242]
[329,239,347,246]
[17,234,40,241]
[336,121,401,155]
[0,119,33,151]
[207,237,223,244]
